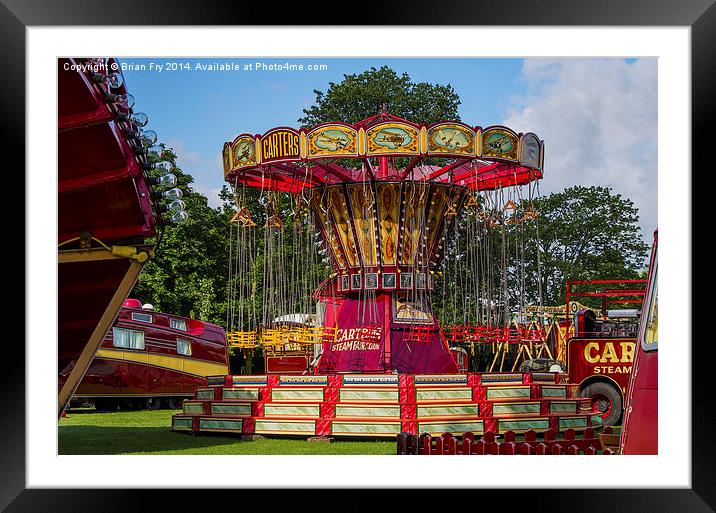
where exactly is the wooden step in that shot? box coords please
[269,387,325,402]
[418,418,485,436]
[339,387,400,403]
[221,387,260,401]
[415,387,473,402]
[263,403,321,418]
[416,403,480,418]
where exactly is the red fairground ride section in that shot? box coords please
[223,112,544,375]
[620,230,658,454]
[58,57,161,417]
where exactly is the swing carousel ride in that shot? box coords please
[170,111,609,439]
[223,110,550,375]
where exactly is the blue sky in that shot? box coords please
[121,57,657,243]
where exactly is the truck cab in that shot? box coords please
[562,280,647,426]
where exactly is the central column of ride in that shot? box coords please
[311,180,466,374]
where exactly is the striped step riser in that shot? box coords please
[485,387,532,400]
[330,421,402,437]
[541,386,568,399]
[263,404,321,417]
[211,403,252,416]
[270,389,325,402]
[254,419,317,436]
[418,420,485,436]
[334,405,401,419]
[417,405,480,418]
[498,418,551,433]
[416,389,474,402]
[199,418,244,434]
[195,388,216,400]
[171,417,193,432]
[183,402,205,415]
[492,402,542,416]
[184,401,253,415]
[252,419,404,437]
[339,389,400,403]
[222,389,260,401]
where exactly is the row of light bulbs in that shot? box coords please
[91,60,189,225]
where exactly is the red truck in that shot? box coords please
[561,279,647,426]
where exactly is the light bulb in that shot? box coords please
[163,188,183,201]
[140,130,158,147]
[107,72,124,89]
[170,211,189,224]
[168,199,186,213]
[154,161,173,173]
[147,145,164,157]
[106,93,135,109]
[157,174,177,187]
[131,112,149,127]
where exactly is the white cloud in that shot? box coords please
[503,58,657,244]
[162,138,224,208]
[164,138,202,167]
[193,183,223,209]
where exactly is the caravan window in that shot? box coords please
[131,312,152,323]
[170,318,187,331]
[113,327,145,350]
[177,338,192,356]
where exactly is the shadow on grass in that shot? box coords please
[58,425,396,455]
[58,425,245,455]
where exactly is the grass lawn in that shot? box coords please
[58,409,396,455]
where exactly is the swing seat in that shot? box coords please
[522,207,539,221]
[502,199,518,212]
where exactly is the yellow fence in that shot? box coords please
[227,326,337,350]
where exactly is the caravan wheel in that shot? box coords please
[145,397,161,410]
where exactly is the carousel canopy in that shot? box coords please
[223,113,544,192]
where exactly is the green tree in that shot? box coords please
[515,186,650,306]
[431,186,649,326]
[298,66,461,127]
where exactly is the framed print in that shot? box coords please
[6,0,715,511]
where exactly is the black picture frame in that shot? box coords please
[3,0,713,511]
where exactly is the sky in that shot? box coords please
[121,57,657,244]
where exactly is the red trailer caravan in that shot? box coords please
[73,299,229,410]
[620,230,658,454]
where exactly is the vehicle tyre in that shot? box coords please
[165,397,184,410]
[580,382,622,426]
[145,397,161,410]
